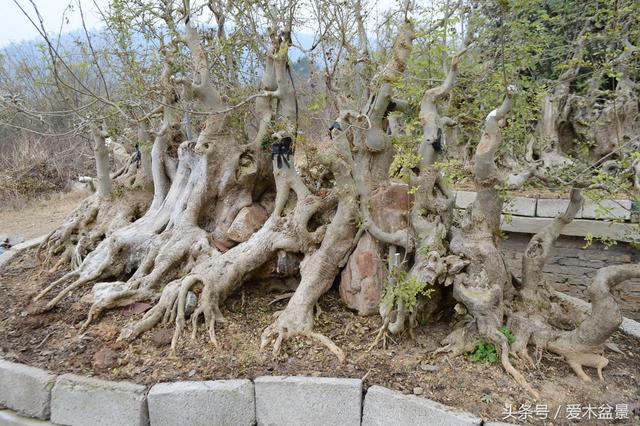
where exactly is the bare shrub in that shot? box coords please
[0,135,92,209]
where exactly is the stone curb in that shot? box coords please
[454,191,633,221]
[254,376,362,426]
[362,385,483,426]
[51,374,148,426]
[0,359,522,426]
[147,379,254,426]
[0,409,53,425]
[501,216,638,243]
[0,360,56,419]
[453,191,638,243]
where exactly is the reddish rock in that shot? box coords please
[212,239,230,252]
[340,233,387,316]
[92,347,118,369]
[369,183,410,233]
[339,184,410,315]
[259,192,276,215]
[227,204,269,242]
[356,251,376,278]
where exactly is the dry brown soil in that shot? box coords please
[0,190,88,240]
[1,249,639,425]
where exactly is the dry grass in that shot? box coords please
[0,136,92,210]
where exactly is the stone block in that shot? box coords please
[500,216,639,243]
[370,184,410,232]
[536,199,573,218]
[227,205,268,243]
[582,199,631,220]
[10,236,46,252]
[0,360,56,420]
[362,386,481,426]
[0,251,17,269]
[557,257,603,268]
[503,197,536,217]
[542,264,593,276]
[51,374,147,426]
[587,251,633,262]
[454,191,475,209]
[148,380,254,426]
[0,410,53,425]
[254,376,361,426]
[621,317,640,339]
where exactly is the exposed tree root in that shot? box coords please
[114,127,336,352]
[261,113,362,360]
[367,317,392,351]
[267,292,295,306]
[34,153,190,311]
[38,190,149,272]
[118,280,181,341]
[521,262,640,382]
[167,189,328,350]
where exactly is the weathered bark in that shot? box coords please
[90,123,113,199]
[520,188,583,304]
[261,114,363,361]
[418,46,466,168]
[353,0,371,107]
[546,265,640,381]
[437,87,541,397]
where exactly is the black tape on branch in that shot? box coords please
[134,144,142,168]
[432,128,443,152]
[272,136,292,169]
[384,100,397,117]
[328,121,341,138]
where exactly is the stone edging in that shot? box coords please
[454,191,635,221]
[0,360,507,426]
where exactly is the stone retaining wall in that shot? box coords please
[453,191,640,321]
[500,233,640,321]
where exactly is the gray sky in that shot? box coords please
[0,0,107,47]
[0,0,402,48]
